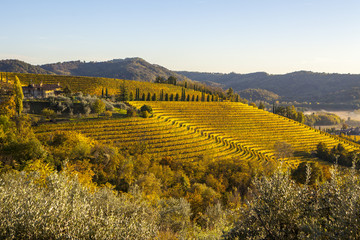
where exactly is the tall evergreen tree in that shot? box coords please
[119,82,129,101]
[14,76,24,116]
[160,89,164,101]
[147,92,151,101]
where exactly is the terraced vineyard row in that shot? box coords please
[35,117,251,161]
[131,101,360,165]
[1,72,209,99]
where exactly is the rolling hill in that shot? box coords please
[0,58,190,82]
[178,71,360,107]
[34,100,360,167]
[1,72,209,99]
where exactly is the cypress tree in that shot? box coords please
[175,93,179,101]
[196,95,199,101]
[186,94,190,101]
[129,92,134,101]
[191,95,195,101]
[14,76,24,116]
[119,82,129,101]
[201,92,205,102]
[170,94,174,101]
[207,94,210,102]
[147,92,151,101]
[160,89,164,101]
[165,93,169,101]
[101,88,104,98]
[142,93,146,101]
[152,93,157,101]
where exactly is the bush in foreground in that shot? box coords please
[223,164,360,239]
[0,170,159,240]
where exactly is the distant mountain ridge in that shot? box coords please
[178,71,360,107]
[3,58,360,107]
[0,58,190,82]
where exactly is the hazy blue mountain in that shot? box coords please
[0,59,54,75]
[41,58,190,82]
[177,71,360,106]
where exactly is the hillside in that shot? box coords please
[238,88,280,102]
[0,60,54,75]
[1,72,209,99]
[178,71,360,106]
[35,101,360,167]
[130,101,360,165]
[0,58,190,82]
[35,116,242,161]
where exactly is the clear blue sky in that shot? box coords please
[2,0,360,74]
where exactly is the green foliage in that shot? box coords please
[305,112,342,126]
[13,76,23,116]
[140,110,151,118]
[274,105,305,123]
[258,102,266,110]
[316,142,358,168]
[118,82,129,101]
[140,104,153,114]
[159,198,191,235]
[41,108,56,120]
[239,88,280,102]
[291,162,324,185]
[227,87,234,99]
[0,170,159,239]
[92,99,106,117]
[223,165,360,239]
[126,108,137,117]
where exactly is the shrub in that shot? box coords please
[223,165,360,239]
[0,170,159,239]
[140,105,153,114]
[104,110,112,118]
[127,108,137,117]
[140,110,150,118]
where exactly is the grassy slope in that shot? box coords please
[131,101,360,166]
[1,72,208,99]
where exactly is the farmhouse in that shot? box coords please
[22,82,63,98]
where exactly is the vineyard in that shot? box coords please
[0,72,210,100]
[34,101,360,167]
[35,116,245,161]
[130,101,360,165]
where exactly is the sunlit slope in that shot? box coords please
[131,101,360,163]
[35,117,249,161]
[1,72,205,98]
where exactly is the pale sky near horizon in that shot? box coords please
[1,0,360,74]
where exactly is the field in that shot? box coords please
[131,101,360,165]
[0,72,210,100]
[35,116,246,162]
[35,101,360,167]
